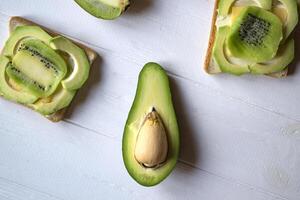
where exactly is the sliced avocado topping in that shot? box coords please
[7,39,67,98]
[218,0,272,16]
[75,0,130,20]
[31,85,76,115]
[213,27,250,75]
[275,0,298,39]
[250,39,294,74]
[0,56,38,104]
[122,62,179,186]
[2,26,52,58]
[50,36,90,90]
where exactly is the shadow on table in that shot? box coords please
[66,54,103,118]
[125,0,154,15]
[168,75,202,173]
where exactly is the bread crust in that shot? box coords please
[2,16,97,122]
[203,1,288,78]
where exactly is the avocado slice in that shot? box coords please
[0,56,38,104]
[50,36,90,90]
[275,0,298,39]
[2,26,52,58]
[250,39,294,74]
[218,0,272,16]
[213,27,250,75]
[75,0,130,20]
[122,62,180,186]
[30,85,76,115]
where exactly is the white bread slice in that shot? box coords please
[204,1,288,78]
[2,17,98,122]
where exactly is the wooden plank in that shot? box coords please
[0,110,287,200]
[0,2,299,199]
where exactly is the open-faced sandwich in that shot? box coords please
[204,0,298,77]
[0,17,97,122]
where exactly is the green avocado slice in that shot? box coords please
[50,36,90,90]
[276,0,298,39]
[213,27,250,75]
[250,39,294,74]
[218,0,272,16]
[30,85,76,115]
[2,26,52,58]
[75,0,130,20]
[0,56,38,104]
[122,62,179,187]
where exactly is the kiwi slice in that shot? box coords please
[2,26,52,58]
[226,6,283,63]
[6,39,67,98]
[0,56,38,104]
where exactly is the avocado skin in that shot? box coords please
[75,0,130,20]
[122,62,180,187]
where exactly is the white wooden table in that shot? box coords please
[0,1,299,199]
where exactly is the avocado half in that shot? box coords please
[122,62,180,187]
[75,0,130,20]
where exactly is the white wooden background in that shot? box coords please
[0,0,299,199]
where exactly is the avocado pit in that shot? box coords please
[134,108,168,168]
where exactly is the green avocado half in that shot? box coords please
[122,62,180,186]
[75,0,130,20]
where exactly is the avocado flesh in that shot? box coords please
[2,26,52,58]
[218,0,272,16]
[122,63,179,187]
[50,36,90,90]
[7,39,67,98]
[276,0,298,39]
[31,85,76,115]
[0,56,37,104]
[250,39,294,74]
[213,27,250,75]
[75,0,129,20]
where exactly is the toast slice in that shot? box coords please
[1,16,97,122]
[204,1,288,78]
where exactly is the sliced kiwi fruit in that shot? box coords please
[250,39,294,74]
[2,26,52,58]
[75,0,130,20]
[6,39,67,98]
[226,6,283,63]
[0,56,38,104]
